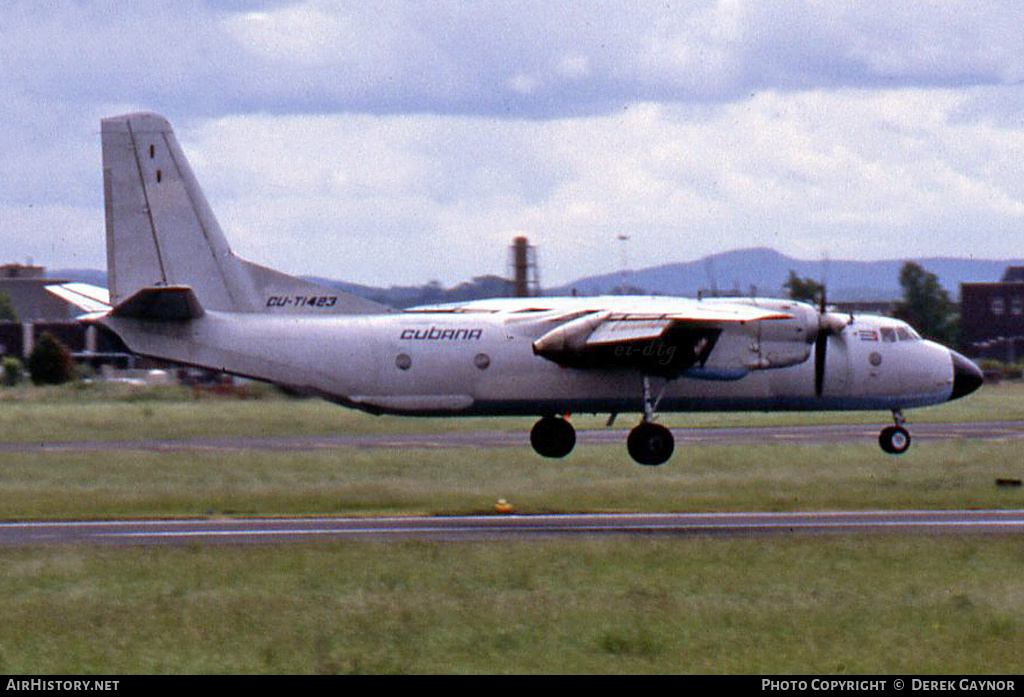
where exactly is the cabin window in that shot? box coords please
[149,144,155,158]
[395,353,411,371]
[474,353,491,370]
[156,169,162,183]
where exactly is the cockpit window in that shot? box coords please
[896,327,911,341]
[880,327,897,343]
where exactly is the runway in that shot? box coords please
[3,420,1024,454]
[2,510,1023,547]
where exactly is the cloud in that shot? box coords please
[2,1,1021,119]
[1,1,1023,287]
[159,88,1024,286]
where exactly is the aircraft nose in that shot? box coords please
[949,350,984,401]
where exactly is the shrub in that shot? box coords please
[27,332,75,385]
[1,356,23,386]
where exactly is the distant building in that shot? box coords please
[960,267,1024,362]
[831,300,896,317]
[0,263,130,365]
[0,264,75,321]
[1001,267,1024,283]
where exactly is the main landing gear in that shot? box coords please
[627,421,674,466]
[529,376,676,466]
[626,375,674,466]
[530,415,576,459]
[879,409,912,455]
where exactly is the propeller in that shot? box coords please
[814,289,828,397]
[813,287,852,397]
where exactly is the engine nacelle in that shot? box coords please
[701,298,818,370]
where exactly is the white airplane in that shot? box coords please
[50,112,983,466]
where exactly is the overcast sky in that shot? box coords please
[2,1,1023,287]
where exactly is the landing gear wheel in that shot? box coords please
[879,425,911,455]
[530,416,576,458]
[627,422,675,466]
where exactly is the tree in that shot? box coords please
[893,262,958,345]
[27,332,75,385]
[0,291,17,322]
[783,270,824,306]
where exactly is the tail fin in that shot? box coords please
[101,112,385,315]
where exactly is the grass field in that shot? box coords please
[2,379,1024,444]
[0,440,1022,519]
[0,381,1022,673]
[1,537,1022,674]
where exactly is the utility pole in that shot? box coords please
[617,234,630,294]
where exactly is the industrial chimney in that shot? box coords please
[509,236,540,297]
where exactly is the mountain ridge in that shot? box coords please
[47,248,1023,307]
[547,247,1023,301]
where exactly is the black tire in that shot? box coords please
[530,416,576,458]
[627,422,675,466]
[879,426,911,455]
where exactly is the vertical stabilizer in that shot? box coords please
[102,112,385,315]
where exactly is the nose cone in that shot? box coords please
[949,350,984,401]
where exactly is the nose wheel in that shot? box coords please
[879,410,911,455]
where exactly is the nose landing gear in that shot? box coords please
[879,409,911,455]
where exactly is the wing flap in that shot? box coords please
[585,318,674,345]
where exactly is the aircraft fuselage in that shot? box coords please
[101,301,965,418]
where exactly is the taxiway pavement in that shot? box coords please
[3,420,1024,454]
[2,510,1023,547]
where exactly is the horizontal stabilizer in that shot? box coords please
[111,286,205,321]
[45,283,112,313]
